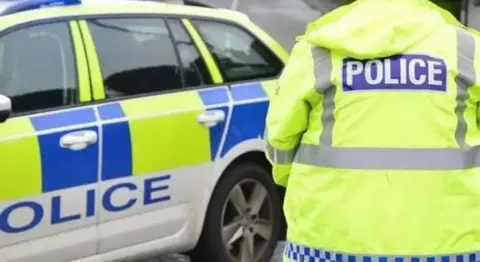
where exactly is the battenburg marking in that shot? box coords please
[342,54,447,92]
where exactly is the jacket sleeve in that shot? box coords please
[265,40,319,187]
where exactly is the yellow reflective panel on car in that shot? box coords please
[0,116,42,202]
[120,90,211,176]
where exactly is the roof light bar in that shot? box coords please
[0,0,81,16]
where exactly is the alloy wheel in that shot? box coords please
[220,179,274,262]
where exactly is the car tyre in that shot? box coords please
[190,161,282,262]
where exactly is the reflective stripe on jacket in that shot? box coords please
[265,0,480,259]
[283,242,480,262]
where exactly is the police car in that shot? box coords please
[0,0,289,261]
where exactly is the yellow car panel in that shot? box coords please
[119,91,211,175]
[0,117,42,202]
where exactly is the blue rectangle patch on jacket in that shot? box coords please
[342,54,447,92]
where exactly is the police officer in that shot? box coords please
[265,0,480,261]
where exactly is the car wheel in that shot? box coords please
[190,161,282,262]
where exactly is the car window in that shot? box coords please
[0,22,77,114]
[167,19,213,88]
[191,20,283,82]
[87,18,183,99]
[0,43,4,75]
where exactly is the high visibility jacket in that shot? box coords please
[265,0,480,260]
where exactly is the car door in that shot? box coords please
[187,18,285,158]
[0,20,99,262]
[79,16,230,253]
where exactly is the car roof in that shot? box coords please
[0,0,250,29]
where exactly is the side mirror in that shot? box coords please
[0,94,11,123]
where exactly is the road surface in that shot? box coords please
[142,242,285,261]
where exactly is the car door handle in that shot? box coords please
[198,110,225,127]
[59,130,98,151]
